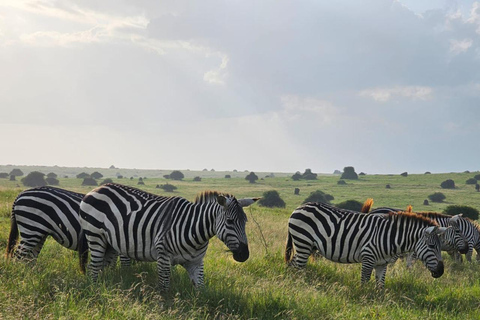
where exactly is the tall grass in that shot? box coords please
[1,171,480,319]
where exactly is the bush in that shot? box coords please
[82,177,98,186]
[359,172,366,176]
[466,178,477,185]
[443,205,479,220]
[245,172,258,184]
[337,180,346,185]
[425,171,431,174]
[302,169,317,180]
[225,175,231,179]
[258,190,286,208]
[9,175,15,181]
[101,178,113,185]
[340,166,358,180]
[303,190,334,204]
[400,172,408,177]
[9,169,24,177]
[474,174,480,180]
[168,171,184,181]
[193,176,201,182]
[76,172,90,179]
[291,172,302,181]
[91,171,103,179]
[47,172,57,179]
[22,171,47,187]
[45,177,59,186]
[157,184,177,192]
[428,192,446,203]
[0,172,8,178]
[386,184,391,189]
[440,179,455,189]
[336,200,363,211]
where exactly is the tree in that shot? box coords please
[157,183,177,192]
[444,205,479,220]
[466,178,477,185]
[302,169,317,180]
[245,172,258,184]
[258,190,285,208]
[340,166,358,180]
[291,172,302,181]
[336,200,363,211]
[428,192,446,203]
[400,172,408,177]
[168,170,184,181]
[225,175,231,179]
[47,172,58,179]
[440,179,455,189]
[76,172,90,179]
[0,172,8,179]
[193,176,202,182]
[303,190,334,204]
[46,177,59,186]
[474,174,480,180]
[9,169,24,177]
[82,177,98,186]
[91,171,103,179]
[21,171,47,187]
[101,178,114,185]
[337,180,346,185]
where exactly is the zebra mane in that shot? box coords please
[465,216,480,231]
[415,211,452,219]
[194,190,234,204]
[385,210,439,227]
[361,198,374,213]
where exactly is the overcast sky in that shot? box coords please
[1,0,479,174]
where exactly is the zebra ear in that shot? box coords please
[217,195,227,206]
[424,226,438,234]
[450,214,462,222]
[435,226,450,235]
[238,197,261,207]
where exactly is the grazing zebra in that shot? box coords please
[6,186,85,260]
[448,215,480,262]
[6,186,130,266]
[78,183,259,291]
[285,202,446,288]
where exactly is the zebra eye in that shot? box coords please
[226,218,234,224]
[428,244,436,249]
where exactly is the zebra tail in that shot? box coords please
[6,213,19,259]
[285,230,294,263]
[78,229,88,274]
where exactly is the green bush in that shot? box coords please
[340,166,358,180]
[336,200,363,211]
[76,172,90,179]
[0,172,8,178]
[245,172,258,184]
[291,172,302,181]
[466,178,477,185]
[440,179,455,189]
[82,177,98,186]
[258,190,286,208]
[9,169,24,177]
[47,172,57,179]
[428,192,446,203]
[444,205,479,220]
[45,177,59,186]
[193,176,201,182]
[400,172,408,177]
[21,171,47,187]
[303,190,334,204]
[168,171,184,181]
[91,171,103,179]
[101,178,114,185]
[474,174,480,180]
[157,183,177,192]
[337,180,346,185]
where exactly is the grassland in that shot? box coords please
[1,169,480,319]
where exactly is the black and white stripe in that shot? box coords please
[448,215,480,262]
[6,187,84,260]
[285,202,446,288]
[78,183,258,291]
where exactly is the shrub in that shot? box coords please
[76,172,90,179]
[245,172,258,184]
[138,181,145,185]
[291,172,302,181]
[168,171,184,181]
[359,172,366,176]
[443,205,479,220]
[82,177,98,186]
[91,171,103,179]
[474,174,480,180]
[466,178,477,185]
[22,171,47,187]
[258,190,286,208]
[477,184,480,192]
[337,180,346,185]
[340,166,358,180]
[302,169,317,180]
[193,176,201,182]
[400,172,408,177]
[294,188,300,195]
[425,171,431,174]
[101,178,114,185]
[0,172,8,178]
[336,200,363,211]
[157,184,177,192]
[428,192,446,203]
[423,199,429,205]
[9,175,15,181]
[45,177,59,186]
[225,175,231,179]
[303,190,334,204]
[47,172,57,179]
[386,184,391,189]
[9,169,24,177]
[440,179,455,189]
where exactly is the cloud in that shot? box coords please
[449,38,473,54]
[359,86,434,102]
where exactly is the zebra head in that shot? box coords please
[448,214,469,254]
[414,226,447,278]
[215,195,259,262]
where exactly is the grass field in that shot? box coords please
[1,168,480,319]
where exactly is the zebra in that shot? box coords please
[285,202,446,288]
[448,215,480,262]
[6,186,85,261]
[5,186,130,266]
[78,183,259,291]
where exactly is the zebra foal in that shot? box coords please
[78,183,259,291]
[285,202,446,288]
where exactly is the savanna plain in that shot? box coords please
[1,167,480,319]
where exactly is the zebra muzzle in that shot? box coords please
[430,260,444,278]
[232,242,249,262]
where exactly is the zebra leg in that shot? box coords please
[183,261,205,288]
[360,256,375,284]
[103,247,118,268]
[466,249,473,262]
[156,255,172,292]
[374,264,388,288]
[15,234,47,262]
[120,255,131,267]
[87,240,108,282]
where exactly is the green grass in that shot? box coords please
[1,170,480,319]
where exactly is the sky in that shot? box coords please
[1,0,480,174]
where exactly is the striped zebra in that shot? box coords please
[448,215,480,262]
[6,186,130,266]
[6,186,85,260]
[78,183,259,291]
[285,202,446,288]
